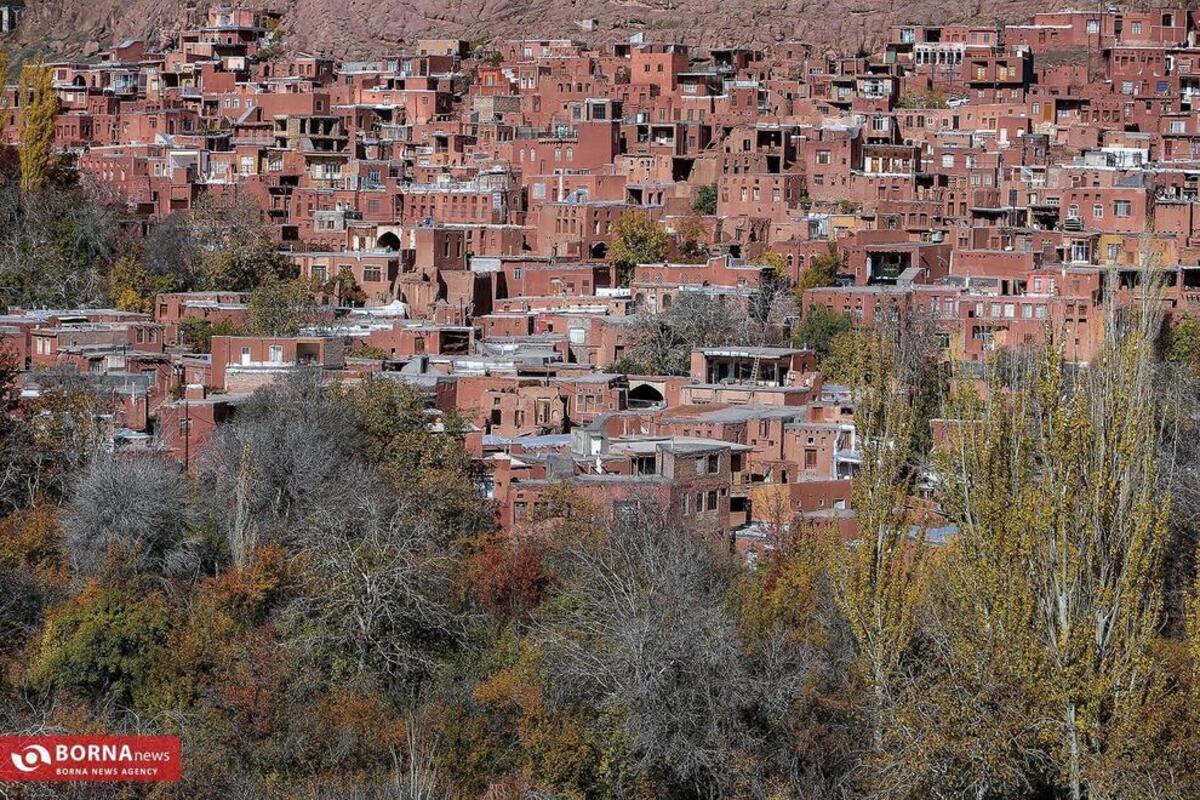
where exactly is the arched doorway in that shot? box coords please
[376,232,401,251]
[590,241,608,259]
[628,383,665,409]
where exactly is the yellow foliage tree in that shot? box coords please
[108,254,177,313]
[18,61,57,194]
[608,211,668,284]
[832,327,928,754]
[938,302,1172,799]
[795,243,845,294]
[761,250,788,279]
[0,49,11,136]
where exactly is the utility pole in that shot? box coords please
[183,396,191,472]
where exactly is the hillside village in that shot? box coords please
[3,5,1200,798]
[3,7,1196,543]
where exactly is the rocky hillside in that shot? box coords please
[13,0,1073,58]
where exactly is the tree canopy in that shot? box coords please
[609,211,668,285]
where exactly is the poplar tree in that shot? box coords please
[0,49,11,135]
[939,300,1172,799]
[18,61,56,194]
[833,328,927,759]
[928,360,1059,797]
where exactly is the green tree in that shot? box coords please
[793,305,852,357]
[605,354,649,375]
[609,211,668,285]
[29,582,171,708]
[18,61,56,195]
[247,278,318,336]
[692,183,717,215]
[796,243,845,294]
[178,316,245,353]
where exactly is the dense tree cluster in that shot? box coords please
[615,289,794,376]
[0,161,296,313]
[8,22,1200,798]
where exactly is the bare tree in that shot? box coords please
[624,292,775,375]
[144,210,199,283]
[63,455,199,581]
[202,371,369,553]
[0,563,43,652]
[536,503,753,797]
[0,177,120,308]
[286,492,469,697]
